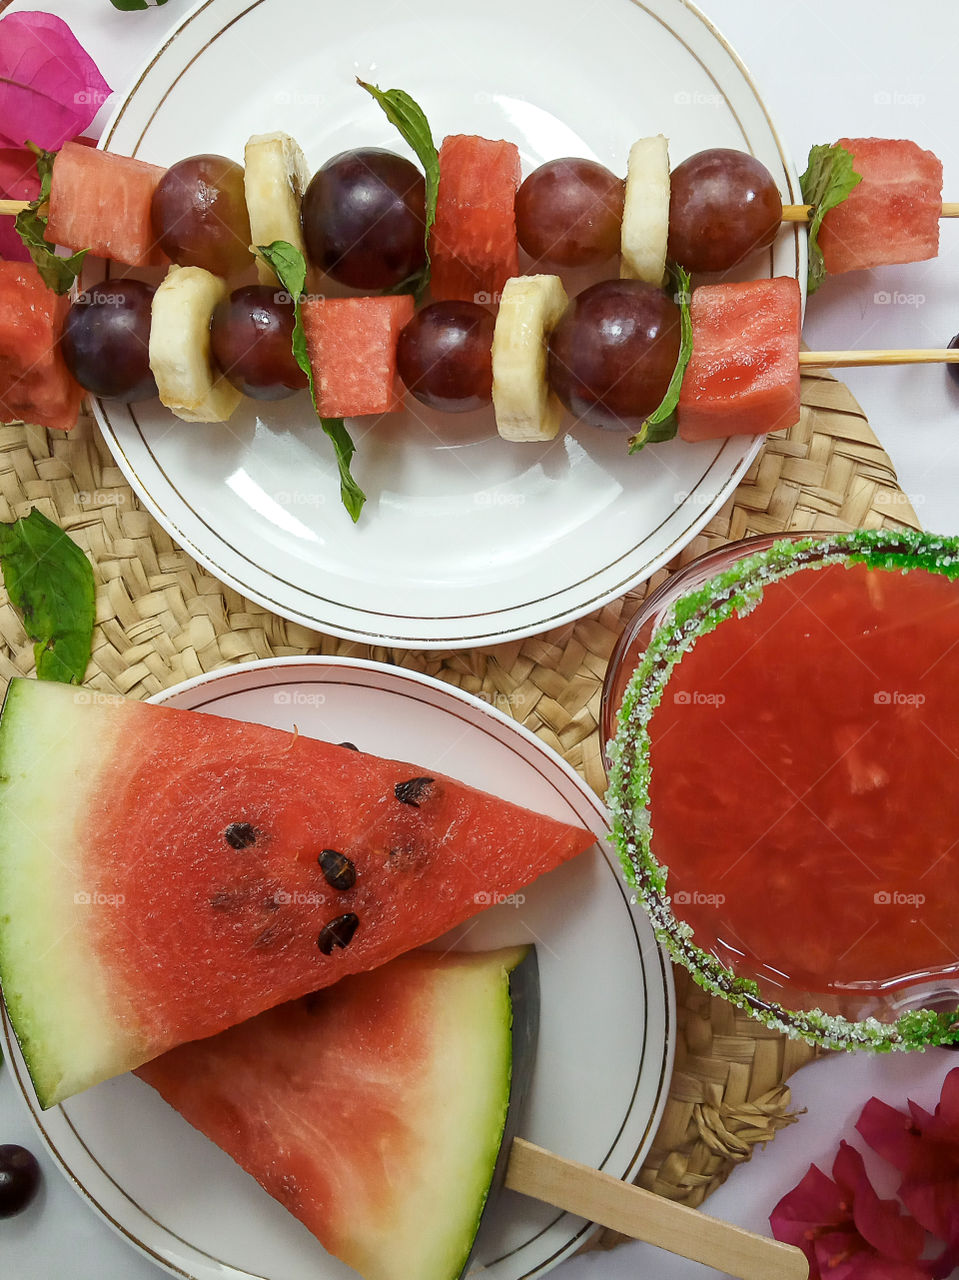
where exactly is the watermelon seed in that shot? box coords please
[224,822,258,850]
[338,741,359,751]
[394,777,435,807]
[317,849,357,891]
[317,913,360,954]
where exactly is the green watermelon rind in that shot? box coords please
[606,528,959,1054]
[137,946,525,1280]
[0,680,141,1107]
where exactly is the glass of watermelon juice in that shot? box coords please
[603,529,959,1052]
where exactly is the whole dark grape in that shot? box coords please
[396,302,495,413]
[547,279,681,431]
[61,279,157,402]
[210,286,307,400]
[0,1144,41,1218]
[151,154,253,278]
[948,334,959,388]
[668,148,782,273]
[515,158,624,268]
[301,148,426,290]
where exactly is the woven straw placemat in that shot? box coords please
[0,366,920,1222]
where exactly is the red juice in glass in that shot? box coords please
[605,532,959,1048]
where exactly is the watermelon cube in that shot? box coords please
[137,948,524,1280]
[429,135,521,303]
[301,294,414,418]
[818,138,942,274]
[46,141,167,268]
[0,261,82,432]
[678,277,801,442]
[0,678,594,1107]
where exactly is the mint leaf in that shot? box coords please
[255,241,366,522]
[800,143,862,295]
[357,80,438,301]
[0,509,95,684]
[628,263,693,453]
[15,143,87,295]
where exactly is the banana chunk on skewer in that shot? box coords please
[491,275,569,442]
[244,131,311,284]
[149,265,242,423]
[620,135,670,286]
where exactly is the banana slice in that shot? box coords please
[244,131,311,284]
[149,265,242,423]
[620,135,670,286]
[491,275,569,442]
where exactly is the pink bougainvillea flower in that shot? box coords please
[858,1067,959,1247]
[771,1142,927,1280]
[0,146,41,261]
[0,11,112,151]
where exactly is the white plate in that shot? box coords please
[90,0,804,649]
[2,657,674,1280]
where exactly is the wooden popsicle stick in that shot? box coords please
[783,202,959,221]
[506,1139,808,1280]
[0,199,28,217]
[801,348,959,367]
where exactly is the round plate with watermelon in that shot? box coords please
[1,657,674,1280]
[86,0,804,649]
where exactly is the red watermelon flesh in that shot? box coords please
[45,141,167,268]
[818,138,942,274]
[429,135,521,303]
[0,678,593,1108]
[678,277,801,442]
[301,295,415,417]
[136,948,523,1280]
[0,260,82,431]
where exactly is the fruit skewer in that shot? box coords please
[1,128,949,293]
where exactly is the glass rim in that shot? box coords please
[605,527,959,1052]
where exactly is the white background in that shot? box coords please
[2,2,959,1278]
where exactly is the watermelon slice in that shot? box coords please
[0,260,82,432]
[818,138,942,274]
[0,678,592,1108]
[429,135,521,304]
[137,946,525,1280]
[45,141,167,268]
[301,294,414,417]
[678,277,801,442]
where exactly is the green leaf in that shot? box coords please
[628,263,693,454]
[255,241,366,522]
[110,0,170,9]
[15,144,87,295]
[799,142,862,295]
[0,510,95,684]
[357,80,438,300]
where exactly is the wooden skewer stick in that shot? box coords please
[783,201,959,222]
[3,196,959,222]
[801,349,959,367]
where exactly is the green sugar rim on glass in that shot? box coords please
[606,528,959,1052]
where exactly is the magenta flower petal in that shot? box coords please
[0,12,112,150]
[770,1163,849,1278]
[937,1068,959,1129]
[823,1252,931,1280]
[857,1097,923,1173]
[899,1177,959,1242]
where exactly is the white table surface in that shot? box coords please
[2,2,959,1278]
